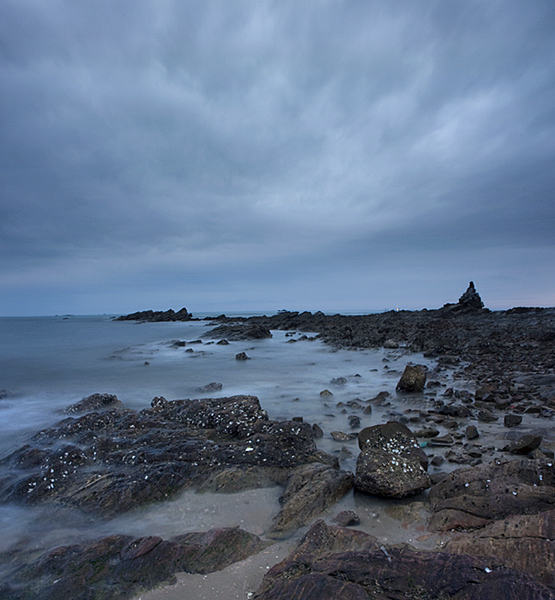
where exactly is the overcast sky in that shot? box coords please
[1,1,554,316]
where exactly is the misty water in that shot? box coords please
[0,314,442,557]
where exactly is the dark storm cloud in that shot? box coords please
[1,0,554,314]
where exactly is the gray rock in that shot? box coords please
[504,434,543,454]
[504,414,523,428]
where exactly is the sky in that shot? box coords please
[1,0,554,316]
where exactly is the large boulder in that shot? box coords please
[253,520,554,600]
[354,422,430,498]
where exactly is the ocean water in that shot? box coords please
[0,314,439,555]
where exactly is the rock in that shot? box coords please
[355,447,431,498]
[253,520,551,600]
[428,458,555,531]
[330,431,357,442]
[457,281,485,311]
[415,427,440,438]
[1,527,268,600]
[383,339,399,349]
[332,510,361,527]
[429,434,454,446]
[115,307,193,322]
[151,396,168,409]
[358,421,429,469]
[396,364,428,392]
[478,408,498,422]
[196,382,223,393]
[0,395,337,519]
[206,324,272,341]
[444,509,555,589]
[330,377,347,385]
[319,390,333,397]
[348,415,361,429]
[504,434,543,454]
[235,352,250,360]
[216,339,230,345]
[268,464,354,538]
[312,423,324,438]
[355,422,430,498]
[466,425,480,439]
[505,414,523,428]
[65,393,124,415]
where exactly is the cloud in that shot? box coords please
[0,0,554,314]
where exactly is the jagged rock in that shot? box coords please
[457,281,485,310]
[235,352,250,360]
[396,364,428,392]
[428,458,555,531]
[115,307,193,322]
[0,527,268,600]
[206,323,272,340]
[65,393,124,414]
[355,422,430,498]
[0,396,336,518]
[253,520,553,600]
[268,464,354,538]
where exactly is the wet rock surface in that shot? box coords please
[252,519,555,599]
[0,395,337,518]
[355,422,431,498]
[0,527,268,600]
[428,458,555,531]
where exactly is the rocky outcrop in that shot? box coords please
[354,421,430,498]
[65,392,125,414]
[115,307,193,321]
[0,527,268,600]
[0,395,338,518]
[428,458,555,531]
[253,520,554,600]
[206,323,272,340]
[444,509,555,589]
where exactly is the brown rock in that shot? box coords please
[396,363,428,392]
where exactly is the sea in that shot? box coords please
[0,313,441,559]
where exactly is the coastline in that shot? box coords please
[2,288,555,599]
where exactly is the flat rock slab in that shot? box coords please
[253,520,554,600]
[0,395,336,518]
[0,527,268,600]
[429,458,555,531]
[444,509,555,589]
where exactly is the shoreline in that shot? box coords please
[2,288,555,599]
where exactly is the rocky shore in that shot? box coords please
[1,283,555,599]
